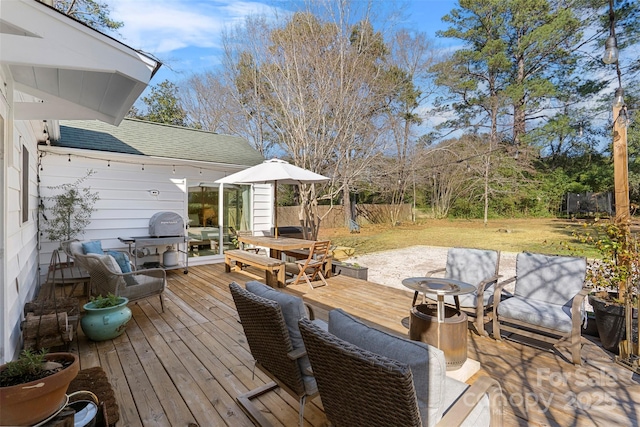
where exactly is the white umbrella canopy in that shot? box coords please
[215,158,329,237]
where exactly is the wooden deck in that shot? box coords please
[67,264,640,426]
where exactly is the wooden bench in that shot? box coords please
[225,249,286,287]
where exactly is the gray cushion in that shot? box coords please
[439,248,498,308]
[498,296,573,333]
[443,290,493,308]
[246,281,307,349]
[245,281,317,394]
[328,309,447,427]
[442,377,490,427]
[445,248,499,289]
[515,253,586,306]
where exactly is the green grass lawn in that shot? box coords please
[319,218,601,257]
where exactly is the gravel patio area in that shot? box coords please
[343,246,517,291]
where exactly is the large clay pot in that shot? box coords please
[589,294,638,354]
[0,352,79,426]
[82,297,132,341]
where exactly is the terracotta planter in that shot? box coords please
[0,352,79,426]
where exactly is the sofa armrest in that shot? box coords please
[437,376,503,427]
[492,277,516,313]
[571,287,591,332]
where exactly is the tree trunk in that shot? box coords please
[343,181,352,227]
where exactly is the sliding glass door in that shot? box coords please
[187,183,250,257]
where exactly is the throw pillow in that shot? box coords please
[107,250,132,273]
[82,240,103,254]
[99,254,122,274]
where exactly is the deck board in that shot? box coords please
[285,273,640,427]
[65,263,639,426]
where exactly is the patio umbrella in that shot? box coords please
[215,158,329,237]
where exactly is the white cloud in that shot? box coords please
[107,0,280,55]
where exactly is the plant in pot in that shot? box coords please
[41,170,99,244]
[332,261,368,280]
[81,294,132,341]
[0,348,79,426]
[581,220,639,354]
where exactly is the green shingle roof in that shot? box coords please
[55,118,264,166]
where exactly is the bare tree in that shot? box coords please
[220,3,394,237]
[377,29,438,225]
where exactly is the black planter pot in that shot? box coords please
[589,294,638,354]
[583,311,599,337]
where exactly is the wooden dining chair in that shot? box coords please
[287,240,331,289]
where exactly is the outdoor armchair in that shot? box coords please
[424,248,501,336]
[229,281,326,427]
[299,309,503,427]
[66,240,166,312]
[492,252,589,365]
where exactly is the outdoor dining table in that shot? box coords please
[402,277,476,371]
[237,235,317,260]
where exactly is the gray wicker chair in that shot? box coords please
[492,252,588,365]
[229,282,320,427]
[424,248,501,336]
[66,240,166,312]
[299,318,422,426]
[300,310,504,427]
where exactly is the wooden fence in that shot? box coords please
[277,204,412,228]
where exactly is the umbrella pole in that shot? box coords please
[274,180,279,238]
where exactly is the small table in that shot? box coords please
[402,277,475,371]
[402,277,476,318]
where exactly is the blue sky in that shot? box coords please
[106,0,458,86]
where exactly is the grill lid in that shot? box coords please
[149,211,184,237]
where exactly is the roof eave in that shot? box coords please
[0,0,161,126]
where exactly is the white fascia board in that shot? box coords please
[0,0,158,81]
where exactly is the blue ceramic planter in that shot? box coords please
[81,297,132,341]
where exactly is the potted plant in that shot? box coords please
[332,261,368,280]
[81,294,132,341]
[41,170,99,244]
[0,349,79,426]
[581,221,639,354]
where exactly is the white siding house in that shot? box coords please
[38,119,269,276]
[1,0,159,363]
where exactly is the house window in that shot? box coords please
[22,145,29,223]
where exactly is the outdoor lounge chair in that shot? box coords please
[299,309,503,427]
[424,248,501,336]
[286,240,331,289]
[229,281,326,427]
[492,252,589,365]
[66,240,166,311]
